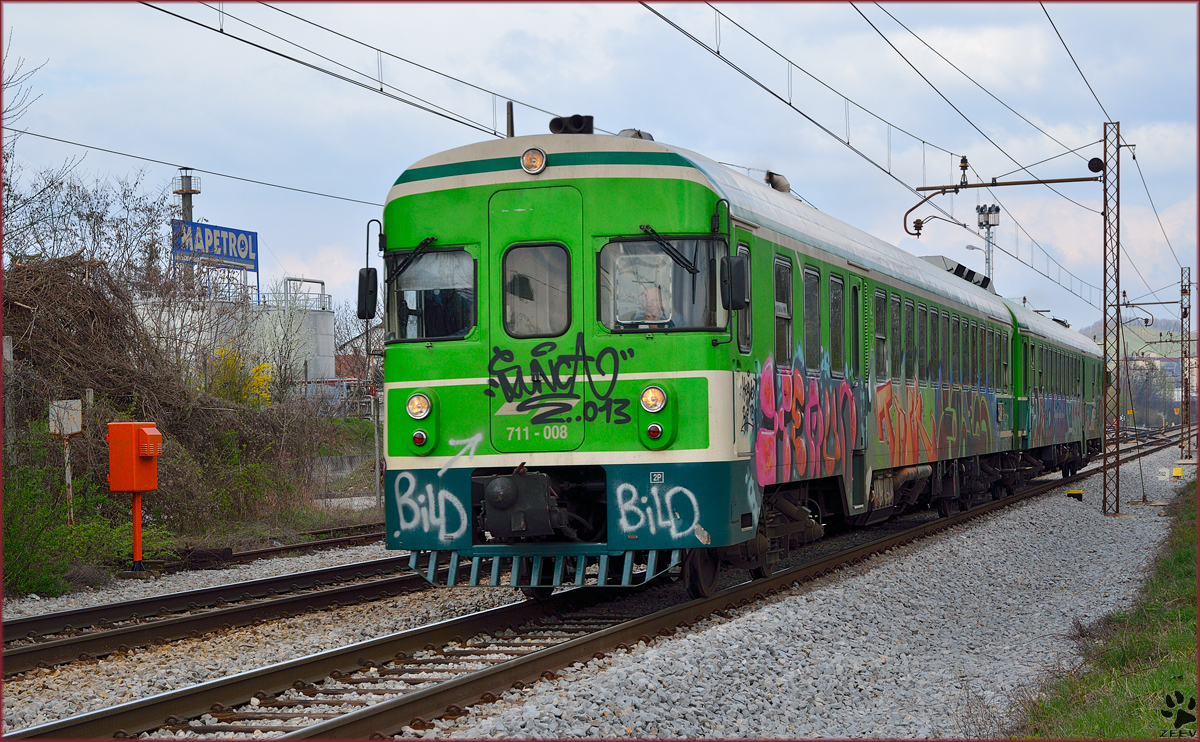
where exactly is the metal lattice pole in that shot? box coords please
[1183,267,1193,459]
[1102,122,1121,515]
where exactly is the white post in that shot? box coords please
[64,436,75,527]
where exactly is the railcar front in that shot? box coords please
[379,133,754,597]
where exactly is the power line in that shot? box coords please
[1128,149,1183,269]
[641,3,966,229]
[196,1,501,136]
[2,126,384,207]
[256,3,606,135]
[1041,3,1112,122]
[140,3,501,138]
[872,3,1093,165]
[649,3,1099,307]
[852,2,1100,216]
[702,3,954,157]
[992,141,1099,181]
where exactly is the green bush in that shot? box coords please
[2,428,177,597]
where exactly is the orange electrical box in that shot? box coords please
[107,422,162,492]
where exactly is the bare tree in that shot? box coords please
[253,278,316,404]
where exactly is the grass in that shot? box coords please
[1013,478,1198,739]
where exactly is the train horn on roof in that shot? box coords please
[549,115,594,134]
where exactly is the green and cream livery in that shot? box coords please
[376,117,1102,598]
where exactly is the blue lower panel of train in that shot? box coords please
[384,460,758,586]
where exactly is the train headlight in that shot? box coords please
[407,392,432,420]
[521,147,547,174]
[640,385,667,413]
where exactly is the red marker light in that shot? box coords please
[647,423,663,440]
[413,430,428,446]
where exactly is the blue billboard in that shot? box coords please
[171,220,258,271]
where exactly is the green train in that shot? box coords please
[360,116,1102,599]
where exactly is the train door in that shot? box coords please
[486,186,586,453]
[733,241,754,458]
[847,274,867,513]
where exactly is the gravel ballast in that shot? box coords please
[397,448,1187,739]
[2,541,395,619]
[3,448,1186,737]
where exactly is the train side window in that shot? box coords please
[986,329,995,391]
[503,244,570,338]
[774,258,792,366]
[917,304,928,384]
[829,274,845,377]
[803,268,821,373]
[890,294,903,382]
[951,315,960,385]
[942,312,950,385]
[736,244,752,354]
[962,320,970,387]
[903,300,915,383]
[964,319,974,386]
[1003,332,1010,391]
[850,284,861,384]
[929,309,940,386]
[874,290,888,380]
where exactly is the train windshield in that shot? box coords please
[384,249,476,342]
[598,238,725,332]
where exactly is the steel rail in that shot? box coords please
[222,530,385,565]
[11,433,1183,739]
[2,570,433,677]
[284,434,1189,738]
[7,596,573,739]
[174,523,386,569]
[4,556,412,642]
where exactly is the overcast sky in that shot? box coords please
[4,2,1195,332]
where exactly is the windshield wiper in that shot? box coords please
[385,236,437,285]
[639,225,699,275]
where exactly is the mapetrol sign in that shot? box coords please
[171,219,258,271]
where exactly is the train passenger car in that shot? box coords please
[372,118,1102,598]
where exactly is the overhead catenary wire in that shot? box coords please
[1128,149,1183,270]
[255,3,613,135]
[140,3,501,139]
[991,141,1100,182]
[194,1,504,137]
[640,3,970,232]
[648,3,1100,307]
[1038,4,1185,276]
[1041,3,1112,122]
[1,126,384,207]
[872,3,1092,165]
[851,2,1100,216]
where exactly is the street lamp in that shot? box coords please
[975,204,1000,280]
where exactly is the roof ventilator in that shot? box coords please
[919,255,997,295]
[618,128,654,140]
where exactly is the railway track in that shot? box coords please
[2,555,426,677]
[171,522,386,570]
[13,433,1184,739]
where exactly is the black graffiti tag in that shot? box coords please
[484,332,633,424]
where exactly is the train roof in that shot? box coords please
[660,142,1019,321]
[662,143,1100,358]
[389,133,1099,358]
[1001,298,1102,357]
